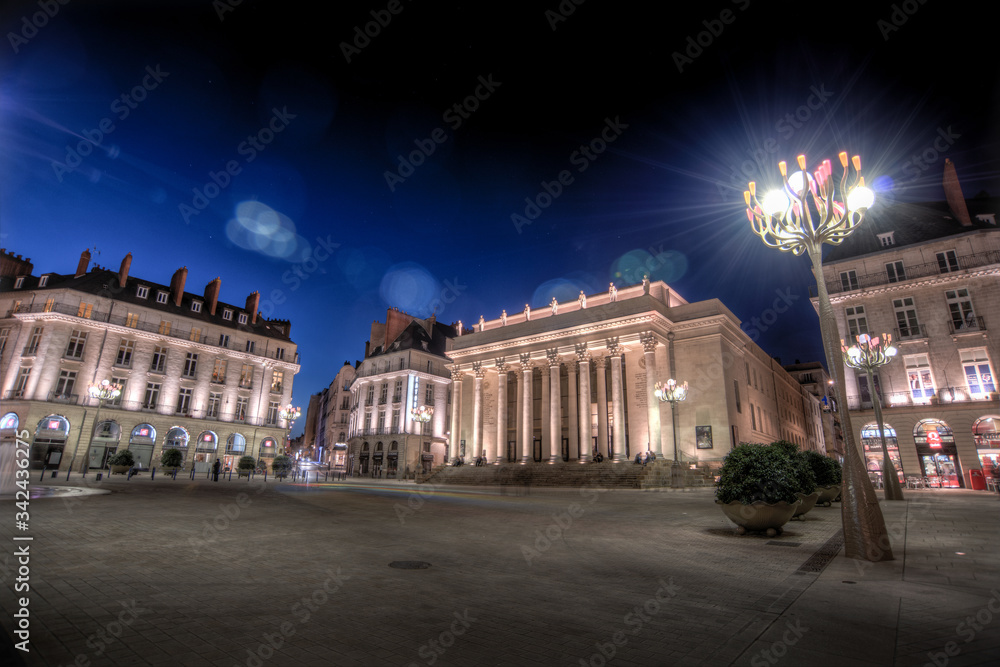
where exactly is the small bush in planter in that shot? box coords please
[271,455,293,478]
[160,448,183,468]
[802,450,841,486]
[770,441,817,495]
[107,449,135,468]
[716,443,800,505]
[237,456,256,473]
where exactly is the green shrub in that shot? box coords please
[237,456,256,471]
[107,449,135,467]
[715,443,800,505]
[271,455,293,477]
[802,450,841,486]
[160,448,183,468]
[769,441,817,495]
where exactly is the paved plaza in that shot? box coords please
[2,472,999,666]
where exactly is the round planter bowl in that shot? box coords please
[716,499,801,536]
[109,465,131,475]
[792,491,820,519]
[816,484,841,507]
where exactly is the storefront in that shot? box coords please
[88,420,121,469]
[33,415,69,470]
[914,418,963,488]
[164,427,189,464]
[193,431,218,473]
[860,422,904,484]
[223,433,246,472]
[973,416,1000,472]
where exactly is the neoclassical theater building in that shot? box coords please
[445,280,826,467]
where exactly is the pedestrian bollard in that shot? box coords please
[191,468,196,480]
[127,469,132,480]
[66,469,71,481]
[228,469,233,481]
[172,468,178,480]
[151,467,156,480]
[95,473,102,481]
[39,467,45,481]
[263,470,267,482]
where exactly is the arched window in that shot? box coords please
[860,422,902,478]
[93,420,121,441]
[36,415,70,436]
[227,433,246,453]
[260,437,277,456]
[972,416,1000,471]
[362,442,370,451]
[196,431,218,451]
[0,412,18,431]
[166,427,189,449]
[130,423,156,444]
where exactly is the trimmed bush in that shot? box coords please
[271,455,293,477]
[715,443,800,505]
[107,449,135,467]
[237,456,256,471]
[802,450,841,486]
[770,441,817,495]
[160,448,183,468]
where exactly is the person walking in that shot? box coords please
[212,458,221,482]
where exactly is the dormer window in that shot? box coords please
[976,213,996,226]
[14,277,24,289]
[38,276,49,287]
[223,309,233,321]
[877,232,895,247]
[238,313,248,325]
[136,285,149,299]
[191,301,202,313]
[156,291,168,304]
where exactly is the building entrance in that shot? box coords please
[919,451,962,488]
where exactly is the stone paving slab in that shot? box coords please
[1,475,998,666]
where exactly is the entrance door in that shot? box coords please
[130,444,153,470]
[920,453,962,488]
[507,440,517,462]
[88,445,115,469]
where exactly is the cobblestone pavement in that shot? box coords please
[1,473,998,666]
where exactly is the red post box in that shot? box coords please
[969,468,986,491]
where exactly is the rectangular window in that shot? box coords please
[757,406,763,432]
[753,369,758,389]
[176,388,192,414]
[14,277,24,289]
[235,397,248,421]
[0,327,9,355]
[65,330,88,359]
[150,346,167,373]
[240,363,253,388]
[158,320,171,336]
[43,298,55,312]
[846,306,869,337]
[126,312,140,328]
[25,326,43,355]
[936,250,959,273]
[750,402,756,430]
[877,232,895,247]
[38,275,49,287]
[245,340,256,353]
[377,411,385,432]
[905,354,935,400]
[156,291,168,304]
[892,297,920,338]
[191,301,203,313]
[393,379,402,402]
[275,347,285,360]
[363,412,372,432]
[885,261,905,283]
[945,288,976,330]
[391,409,400,431]
[366,386,375,405]
[183,352,198,378]
[115,339,135,367]
[840,270,859,291]
[223,309,233,321]
[207,392,222,418]
[238,313,248,325]
[271,370,283,394]
[734,380,741,413]
[379,383,388,402]
[745,361,750,385]
[189,327,201,343]
[143,382,160,410]
[54,370,77,398]
[108,377,127,406]
[219,333,230,348]
[13,367,31,397]
[137,285,149,299]
[960,348,996,398]
[212,359,227,383]
[398,357,405,370]
[267,401,280,425]
[425,385,434,404]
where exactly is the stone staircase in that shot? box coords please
[415,460,720,489]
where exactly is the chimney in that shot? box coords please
[118,252,132,288]
[246,291,260,324]
[204,277,221,315]
[75,249,91,278]
[943,159,973,227]
[170,267,188,307]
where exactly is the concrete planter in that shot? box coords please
[109,465,131,475]
[792,491,820,519]
[815,484,841,507]
[716,499,801,536]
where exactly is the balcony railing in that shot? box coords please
[812,249,1000,296]
[847,389,997,410]
[948,316,986,335]
[893,324,927,341]
[47,391,79,404]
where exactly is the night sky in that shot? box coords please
[2,0,998,436]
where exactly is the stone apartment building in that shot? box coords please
[0,249,300,473]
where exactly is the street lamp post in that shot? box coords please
[654,379,688,488]
[279,404,301,456]
[844,333,905,501]
[79,379,123,473]
[745,152,893,562]
[411,405,434,476]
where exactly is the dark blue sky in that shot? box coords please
[2,0,998,435]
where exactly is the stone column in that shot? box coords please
[640,332,662,457]
[576,344,592,463]
[519,354,533,464]
[472,361,484,460]
[567,361,579,460]
[449,368,463,463]
[495,358,508,465]
[608,338,626,462]
[596,356,609,459]
[540,357,550,459]
[547,349,561,463]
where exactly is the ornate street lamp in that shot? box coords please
[78,379,123,472]
[654,378,687,487]
[410,405,434,475]
[745,152,892,562]
[843,333,905,501]
[279,404,301,455]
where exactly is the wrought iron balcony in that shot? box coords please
[812,249,1000,296]
[948,316,986,335]
[894,324,927,341]
[47,391,79,404]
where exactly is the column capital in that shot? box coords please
[546,348,561,368]
[640,331,658,353]
[495,357,508,374]
[472,361,485,379]
[575,343,590,363]
[450,368,464,382]
[606,336,621,356]
[519,353,533,372]
[594,355,609,369]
